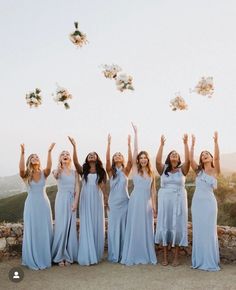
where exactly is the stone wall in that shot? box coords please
[0,221,236,263]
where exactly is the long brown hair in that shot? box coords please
[111,152,125,179]
[137,151,153,177]
[197,150,214,173]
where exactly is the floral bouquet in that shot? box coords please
[170,94,188,111]
[102,64,122,79]
[53,84,73,109]
[69,22,88,47]
[25,88,42,108]
[191,77,214,98]
[115,73,134,92]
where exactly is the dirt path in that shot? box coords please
[1,256,236,290]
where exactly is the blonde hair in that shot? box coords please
[54,150,72,178]
[24,154,41,184]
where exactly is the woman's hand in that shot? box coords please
[48,143,56,152]
[160,135,166,146]
[68,136,76,147]
[20,144,25,154]
[183,134,188,144]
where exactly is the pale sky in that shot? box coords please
[1,0,236,176]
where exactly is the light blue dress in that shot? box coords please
[78,173,105,265]
[155,167,188,247]
[120,174,157,265]
[108,167,129,262]
[191,170,220,271]
[52,170,78,263]
[22,172,53,270]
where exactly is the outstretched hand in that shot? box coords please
[213,131,218,143]
[131,122,137,134]
[160,135,166,146]
[48,143,56,152]
[20,144,25,154]
[191,134,196,147]
[107,133,111,145]
[68,136,76,147]
[183,134,188,144]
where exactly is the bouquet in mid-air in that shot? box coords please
[53,84,73,109]
[191,76,214,98]
[102,64,122,79]
[69,22,88,48]
[115,73,134,92]
[101,64,134,92]
[170,94,188,111]
[25,88,42,108]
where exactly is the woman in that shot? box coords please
[106,133,132,262]
[120,124,157,265]
[19,142,55,270]
[190,132,220,271]
[155,134,190,266]
[52,150,80,266]
[68,136,107,265]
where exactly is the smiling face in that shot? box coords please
[138,153,149,168]
[87,152,98,163]
[169,151,180,168]
[200,151,213,164]
[59,151,71,165]
[30,154,40,166]
[112,152,124,164]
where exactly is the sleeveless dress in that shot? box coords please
[108,167,129,262]
[120,174,157,265]
[52,170,78,263]
[78,173,105,265]
[22,172,53,270]
[191,170,220,271]
[155,167,188,247]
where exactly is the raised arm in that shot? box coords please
[181,134,190,176]
[68,136,83,175]
[44,143,56,178]
[189,135,198,172]
[106,134,112,178]
[156,135,165,175]
[213,131,220,175]
[124,134,133,176]
[72,171,80,212]
[19,144,26,179]
[131,123,138,173]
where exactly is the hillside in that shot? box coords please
[1,177,236,226]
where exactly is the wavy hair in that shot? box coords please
[137,151,153,177]
[197,150,214,173]
[54,150,72,179]
[111,153,125,179]
[23,154,41,184]
[83,152,107,184]
[164,150,181,176]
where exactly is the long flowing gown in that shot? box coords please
[108,168,129,262]
[191,170,220,271]
[22,172,53,270]
[120,174,157,265]
[77,173,105,265]
[155,167,188,247]
[52,170,78,263]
